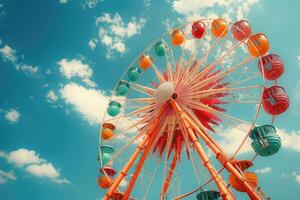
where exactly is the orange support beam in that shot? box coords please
[123,116,162,198]
[170,99,262,200]
[104,104,168,200]
[161,154,177,197]
[104,135,149,200]
[171,100,235,200]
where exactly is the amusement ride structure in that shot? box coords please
[97,18,289,200]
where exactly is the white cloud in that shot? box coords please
[216,124,253,155]
[58,58,96,87]
[4,109,20,124]
[171,0,259,21]
[26,163,58,178]
[277,128,300,152]
[172,0,219,14]
[292,171,300,185]
[0,148,69,184]
[59,0,69,4]
[5,148,41,167]
[112,42,126,53]
[47,90,58,103]
[119,178,128,188]
[0,44,17,63]
[0,40,39,75]
[82,0,100,9]
[60,82,109,124]
[297,55,300,67]
[94,13,146,58]
[291,80,300,116]
[16,64,39,74]
[217,124,300,156]
[144,0,151,8]
[88,39,97,50]
[0,169,17,184]
[255,167,271,174]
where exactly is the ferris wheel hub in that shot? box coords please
[154,82,175,103]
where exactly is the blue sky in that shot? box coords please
[0,0,300,199]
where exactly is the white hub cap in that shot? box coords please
[154,82,175,103]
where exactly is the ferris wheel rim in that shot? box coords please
[97,17,279,200]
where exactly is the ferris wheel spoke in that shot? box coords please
[161,38,176,72]
[102,118,152,144]
[174,55,185,83]
[161,154,178,198]
[181,105,211,133]
[171,100,235,200]
[187,56,207,82]
[182,100,253,125]
[151,61,166,83]
[115,97,155,104]
[104,132,146,166]
[197,30,225,65]
[122,80,155,96]
[167,62,174,82]
[150,114,170,156]
[122,105,169,199]
[104,104,156,123]
[164,115,176,158]
[187,31,241,83]
[184,85,262,99]
[105,105,168,199]
[210,38,246,68]
[189,153,201,185]
[226,100,259,104]
[141,159,161,200]
[230,72,261,87]
[187,56,255,92]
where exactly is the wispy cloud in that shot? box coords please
[82,0,100,9]
[59,0,69,4]
[0,39,39,75]
[0,169,17,184]
[88,39,97,50]
[291,79,300,116]
[255,167,272,174]
[0,148,69,184]
[58,58,96,87]
[47,90,58,103]
[4,109,20,124]
[171,0,260,21]
[0,44,17,63]
[16,64,39,75]
[292,171,300,185]
[90,13,146,58]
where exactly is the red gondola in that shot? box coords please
[259,54,284,80]
[263,86,289,115]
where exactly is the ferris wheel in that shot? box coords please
[97,18,289,200]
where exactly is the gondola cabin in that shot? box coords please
[250,125,281,156]
[258,54,284,80]
[196,190,220,200]
[101,123,116,140]
[262,86,289,115]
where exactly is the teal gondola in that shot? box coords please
[249,125,281,156]
[196,190,220,200]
